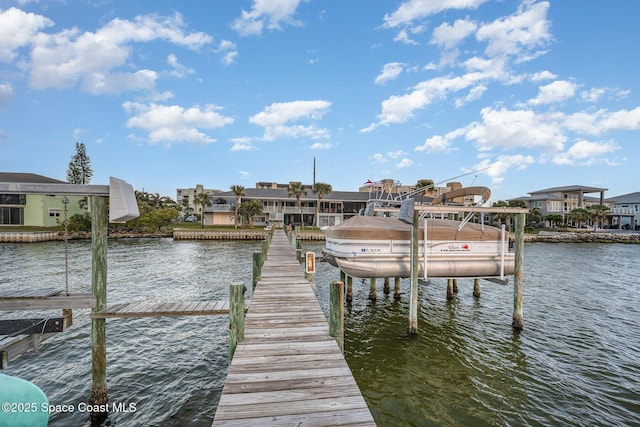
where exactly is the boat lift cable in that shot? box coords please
[62,196,70,296]
[392,166,491,202]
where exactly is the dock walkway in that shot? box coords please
[212,230,375,426]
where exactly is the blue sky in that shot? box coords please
[1,0,639,202]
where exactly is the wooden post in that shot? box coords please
[346,275,353,303]
[252,252,262,290]
[89,195,108,412]
[409,209,418,334]
[453,279,458,294]
[229,283,245,361]
[512,212,525,330]
[473,278,481,298]
[295,237,302,262]
[261,240,268,263]
[383,277,390,294]
[329,280,344,352]
[447,279,454,300]
[394,277,401,300]
[368,278,377,301]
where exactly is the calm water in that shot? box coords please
[1,238,639,426]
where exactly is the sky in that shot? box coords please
[1,0,639,202]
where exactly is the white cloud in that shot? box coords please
[553,140,620,166]
[396,158,413,168]
[215,40,238,65]
[476,1,551,60]
[239,170,252,178]
[249,100,331,141]
[393,29,419,45]
[473,154,536,183]
[431,19,477,49]
[370,153,386,163]
[529,80,577,105]
[383,0,488,29]
[465,107,566,152]
[388,150,405,159]
[374,62,405,85]
[26,12,211,93]
[167,54,195,78]
[123,102,234,145]
[416,135,451,153]
[310,142,332,150]
[230,137,256,151]
[231,0,308,36]
[362,72,486,131]
[530,70,557,81]
[0,7,52,62]
[580,87,607,103]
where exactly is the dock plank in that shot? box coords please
[212,230,375,426]
[91,300,234,318]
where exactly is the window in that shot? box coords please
[0,194,26,205]
[49,209,62,218]
[0,207,24,225]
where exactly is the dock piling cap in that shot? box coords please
[0,373,49,426]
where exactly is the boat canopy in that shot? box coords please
[325,215,502,242]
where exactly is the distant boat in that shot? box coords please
[322,187,514,279]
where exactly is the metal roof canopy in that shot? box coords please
[0,182,109,196]
[0,177,139,223]
[375,205,529,214]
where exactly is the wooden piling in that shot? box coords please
[346,275,353,303]
[473,278,481,298]
[512,213,525,330]
[394,277,401,300]
[383,277,390,294]
[447,279,454,300]
[369,278,377,301]
[89,196,108,411]
[252,252,262,291]
[228,283,245,360]
[329,280,345,352]
[409,209,418,334]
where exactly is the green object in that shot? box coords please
[0,373,49,427]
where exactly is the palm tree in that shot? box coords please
[193,191,212,228]
[238,199,263,228]
[288,182,307,230]
[567,208,590,229]
[415,179,434,204]
[587,204,610,231]
[312,182,332,228]
[544,214,564,229]
[230,184,245,229]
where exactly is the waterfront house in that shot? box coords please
[0,172,86,227]
[200,182,371,228]
[606,192,639,229]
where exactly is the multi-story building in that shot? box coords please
[511,185,640,229]
[0,172,86,226]
[176,184,221,218]
[606,192,639,229]
[203,183,371,228]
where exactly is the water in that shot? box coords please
[1,239,639,426]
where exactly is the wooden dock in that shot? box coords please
[91,300,231,318]
[212,230,375,426]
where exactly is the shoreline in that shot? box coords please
[1,229,638,243]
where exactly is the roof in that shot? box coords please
[606,192,640,204]
[528,185,607,195]
[0,172,66,184]
[213,188,371,202]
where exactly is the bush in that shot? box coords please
[66,213,92,232]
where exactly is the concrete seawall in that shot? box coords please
[526,231,640,243]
